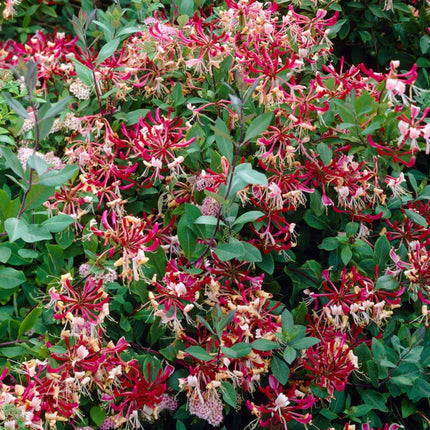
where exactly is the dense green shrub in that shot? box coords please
[0,0,430,429]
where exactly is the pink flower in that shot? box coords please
[49,275,109,324]
[247,375,316,429]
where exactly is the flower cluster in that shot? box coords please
[1,0,430,428]
[0,275,176,429]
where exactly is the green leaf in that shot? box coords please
[240,241,262,263]
[55,227,75,249]
[27,154,49,176]
[235,163,268,187]
[407,379,430,402]
[327,18,347,37]
[283,346,296,364]
[341,246,353,265]
[38,116,56,140]
[229,94,242,116]
[347,404,374,418]
[345,222,358,237]
[220,346,237,358]
[22,185,56,212]
[0,146,25,179]
[116,26,143,38]
[310,189,324,216]
[214,242,243,261]
[176,421,187,430]
[120,314,131,331]
[179,0,195,16]
[216,307,236,332]
[196,315,214,334]
[214,117,233,163]
[96,38,120,65]
[115,109,150,125]
[322,409,339,421]
[356,389,388,412]
[233,211,264,226]
[251,338,278,351]
[373,235,390,270]
[39,4,57,17]
[256,252,274,275]
[18,249,38,259]
[354,239,374,256]
[38,164,78,186]
[0,268,26,288]
[0,246,12,263]
[194,215,224,226]
[390,375,416,386]
[4,218,28,242]
[244,112,273,142]
[235,163,268,186]
[0,135,15,144]
[142,245,167,280]
[375,275,399,291]
[18,305,42,338]
[333,99,355,124]
[281,309,294,334]
[177,216,198,261]
[289,337,320,349]
[42,215,75,233]
[420,35,430,54]
[401,398,416,418]
[417,185,430,200]
[186,345,213,361]
[41,96,73,121]
[317,142,332,165]
[319,237,339,251]
[230,342,252,357]
[404,209,428,228]
[90,406,107,427]
[1,92,30,119]
[73,60,94,87]
[221,381,236,408]
[368,3,385,17]
[22,225,52,242]
[329,389,346,414]
[0,346,25,358]
[371,337,386,363]
[310,382,329,398]
[177,15,189,27]
[304,210,329,229]
[172,83,186,107]
[271,355,290,385]
[416,57,430,67]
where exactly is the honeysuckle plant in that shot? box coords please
[0,0,430,429]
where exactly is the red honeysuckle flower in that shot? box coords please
[247,375,316,429]
[49,274,109,324]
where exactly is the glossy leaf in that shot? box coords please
[244,112,273,143]
[4,218,28,242]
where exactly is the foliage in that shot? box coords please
[331,0,430,87]
[0,0,430,429]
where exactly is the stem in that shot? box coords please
[210,65,221,118]
[0,340,32,347]
[83,34,103,115]
[130,343,162,356]
[354,342,417,388]
[377,344,415,388]
[190,100,245,266]
[17,99,40,219]
[287,267,319,285]
[352,111,367,146]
